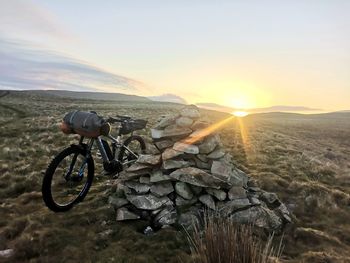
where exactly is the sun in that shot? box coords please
[232,111,249,117]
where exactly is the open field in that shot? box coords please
[1,91,350,262]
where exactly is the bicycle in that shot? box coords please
[42,114,147,212]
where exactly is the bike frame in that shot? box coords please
[81,134,139,166]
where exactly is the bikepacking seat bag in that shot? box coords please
[60,111,110,138]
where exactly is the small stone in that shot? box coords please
[139,176,150,184]
[162,159,190,170]
[180,105,201,119]
[173,142,199,154]
[176,117,194,127]
[175,182,193,200]
[116,208,140,221]
[155,140,174,151]
[108,196,129,208]
[125,181,150,194]
[143,226,154,236]
[162,148,183,161]
[150,170,171,183]
[198,134,220,154]
[126,194,171,210]
[206,188,227,201]
[137,154,161,165]
[228,187,247,200]
[207,148,226,159]
[199,194,216,210]
[150,181,174,197]
[0,249,14,258]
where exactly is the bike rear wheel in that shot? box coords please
[42,146,94,212]
[118,135,146,166]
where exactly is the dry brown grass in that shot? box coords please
[185,214,283,263]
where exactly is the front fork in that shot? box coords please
[64,137,94,181]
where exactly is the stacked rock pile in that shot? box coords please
[109,105,291,231]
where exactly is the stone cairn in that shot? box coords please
[109,105,291,231]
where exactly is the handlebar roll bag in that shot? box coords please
[60,111,110,137]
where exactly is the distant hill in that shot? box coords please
[148,93,187,104]
[196,102,322,114]
[7,90,150,102]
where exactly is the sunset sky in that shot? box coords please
[0,0,349,111]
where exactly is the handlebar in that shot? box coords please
[106,115,132,124]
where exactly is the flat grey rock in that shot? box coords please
[175,196,198,206]
[194,157,212,170]
[126,194,171,210]
[139,176,150,184]
[125,181,150,194]
[190,185,203,195]
[155,140,174,151]
[173,142,199,154]
[150,181,174,197]
[169,167,226,189]
[229,206,283,231]
[150,170,171,183]
[151,129,164,139]
[206,188,227,201]
[218,198,252,215]
[199,194,216,210]
[153,114,179,129]
[175,182,193,200]
[162,159,190,170]
[198,134,220,154]
[162,148,183,161]
[153,206,177,226]
[137,154,161,165]
[207,148,226,159]
[116,207,140,221]
[191,120,210,130]
[176,116,194,127]
[180,105,201,119]
[126,163,151,172]
[162,126,192,138]
[108,196,129,208]
[228,186,247,200]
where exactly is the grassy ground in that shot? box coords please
[0,91,350,262]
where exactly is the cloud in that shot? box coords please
[0,0,71,40]
[0,38,143,92]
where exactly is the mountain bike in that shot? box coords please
[42,115,147,212]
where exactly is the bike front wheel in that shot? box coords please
[42,145,94,212]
